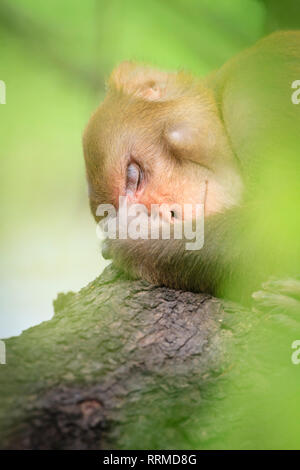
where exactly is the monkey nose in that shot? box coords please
[159,205,180,222]
[101,240,112,260]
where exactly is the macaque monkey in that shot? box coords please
[83,31,300,305]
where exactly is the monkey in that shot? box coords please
[83,31,300,306]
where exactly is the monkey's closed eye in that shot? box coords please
[126,162,143,195]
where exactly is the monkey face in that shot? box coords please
[83,61,243,225]
[82,62,244,292]
[83,63,242,291]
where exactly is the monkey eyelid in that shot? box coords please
[125,160,144,195]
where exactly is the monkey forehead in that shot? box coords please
[106,92,169,127]
[85,99,167,155]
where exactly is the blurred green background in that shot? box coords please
[0,0,298,338]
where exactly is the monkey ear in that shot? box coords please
[165,123,200,153]
[109,61,169,101]
[165,117,216,165]
[164,119,204,161]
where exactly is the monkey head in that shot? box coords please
[83,61,242,222]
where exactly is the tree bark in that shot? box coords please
[0,265,288,450]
